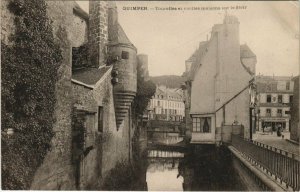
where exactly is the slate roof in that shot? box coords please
[117,24,134,46]
[109,23,136,50]
[256,75,294,93]
[73,2,89,20]
[187,41,208,81]
[186,42,257,81]
[155,86,183,100]
[240,44,256,58]
[72,66,111,86]
[256,75,294,82]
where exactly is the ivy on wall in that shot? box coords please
[1,0,62,189]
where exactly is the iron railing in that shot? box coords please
[231,134,300,191]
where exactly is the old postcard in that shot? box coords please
[1,0,299,191]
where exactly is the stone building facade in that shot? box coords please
[255,75,294,132]
[2,0,139,190]
[148,85,185,121]
[183,15,256,144]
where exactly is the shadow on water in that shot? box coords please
[102,144,248,191]
[145,145,247,191]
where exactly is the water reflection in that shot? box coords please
[147,150,184,191]
[145,146,247,191]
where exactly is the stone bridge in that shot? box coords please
[147,120,185,134]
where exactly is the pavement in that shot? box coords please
[253,131,300,155]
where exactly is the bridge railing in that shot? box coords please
[231,134,300,191]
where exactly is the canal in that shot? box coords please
[102,131,251,191]
[143,145,248,191]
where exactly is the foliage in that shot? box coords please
[150,75,185,88]
[101,119,148,191]
[1,0,62,189]
[102,161,136,190]
[133,65,156,116]
[102,158,147,190]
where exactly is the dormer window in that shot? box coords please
[121,51,129,59]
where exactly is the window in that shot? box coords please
[98,106,103,132]
[193,118,201,132]
[289,95,293,103]
[258,109,260,114]
[285,111,290,114]
[278,95,282,103]
[277,109,282,117]
[266,108,271,116]
[267,95,271,103]
[192,117,211,133]
[286,82,290,90]
[158,101,160,106]
[121,51,129,59]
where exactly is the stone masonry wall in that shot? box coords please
[92,74,132,180]
[71,70,132,188]
[1,0,15,45]
[1,0,77,189]
[2,0,134,189]
[30,1,75,190]
[70,13,88,47]
[89,1,108,67]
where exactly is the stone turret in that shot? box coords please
[108,2,137,129]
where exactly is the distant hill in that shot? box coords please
[150,75,185,88]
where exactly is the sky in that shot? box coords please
[76,1,299,77]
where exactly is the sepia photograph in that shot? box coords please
[1,0,299,191]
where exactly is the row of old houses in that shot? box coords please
[1,0,149,190]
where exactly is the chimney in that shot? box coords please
[108,1,118,43]
[88,1,108,68]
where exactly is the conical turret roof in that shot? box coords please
[117,23,134,46]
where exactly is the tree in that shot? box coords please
[133,65,156,117]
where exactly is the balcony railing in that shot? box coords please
[231,134,300,191]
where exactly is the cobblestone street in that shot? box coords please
[253,132,300,155]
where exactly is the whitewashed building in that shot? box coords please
[148,85,185,121]
[183,15,256,144]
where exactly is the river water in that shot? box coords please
[143,145,247,191]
